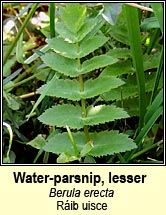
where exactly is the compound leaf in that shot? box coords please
[77,16,104,42]
[55,17,100,43]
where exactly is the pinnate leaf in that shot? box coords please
[77,17,103,42]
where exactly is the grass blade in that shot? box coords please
[125,105,162,162]
[150,48,163,103]
[145,88,163,124]
[135,106,162,145]
[125,5,146,130]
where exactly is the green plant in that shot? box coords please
[3,3,163,164]
[28,3,137,163]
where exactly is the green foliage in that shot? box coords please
[3,3,163,164]
[38,72,124,101]
[60,3,86,33]
[41,52,118,77]
[39,104,129,129]
[42,131,136,161]
[47,35,108,59]
[36,3,137,162]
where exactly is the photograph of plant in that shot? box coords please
[2,2,163,164]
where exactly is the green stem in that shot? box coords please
[66,126,79,157]
[3,3,38,66]
[77,44,90,142]
[79,75,90,142]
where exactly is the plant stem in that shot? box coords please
[66,126,79,157]
[79,74,90,142]
[77,44,90,142]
